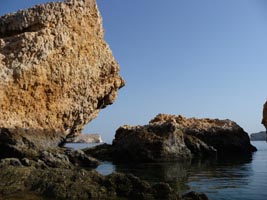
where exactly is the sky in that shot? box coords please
[1,0,267,142]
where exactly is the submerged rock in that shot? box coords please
[0,164,182,200]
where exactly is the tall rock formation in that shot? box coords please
[0,0,124,148]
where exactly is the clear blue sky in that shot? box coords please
[1,0,267,142]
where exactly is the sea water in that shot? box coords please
[75,141,266,200]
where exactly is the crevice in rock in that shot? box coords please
[0,23,45,38]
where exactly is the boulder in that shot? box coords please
[87,114,256,162]
[150,114,257,155]
[84,143,113,161]
[0,0,124,157]
[110,121,216,162]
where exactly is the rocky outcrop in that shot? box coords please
[0,1,209,199]
[250,131,266,141]
[0,0,124,148]
[0,161,210,200]
[111,122,216,162]
[86,114,256,162]
[66,133,103,143]
[0,0,124,160]
[150,114,257,155]
[0,160,208,200]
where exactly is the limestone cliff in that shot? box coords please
[0,0,124,141]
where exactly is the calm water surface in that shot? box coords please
[93,141,267,200]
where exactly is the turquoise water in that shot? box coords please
[69,141,267,200]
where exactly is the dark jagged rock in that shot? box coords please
[65,149,100,168]
[0,163,181,200]
[85,125,216,163]
[111,122,216,162]
[83,143,113,161]
[182,191,209,200]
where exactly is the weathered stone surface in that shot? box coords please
[66,133,103,143]
[65,148,100,168]
[0,128,65,159]
[0,164,181,200]
[108,122,216,162]
[112,123,192,162]
[88,114,255,162]
[150,114,257,155]
[84,143,113,161]
[0,0,124,143]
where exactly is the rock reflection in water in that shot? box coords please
[114,154,253,195]
[115,161,191,193]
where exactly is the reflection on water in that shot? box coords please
[96,141,267,200]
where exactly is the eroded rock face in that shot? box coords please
[113,123,193,162]
[150,114,257,155]
[90,114,256,163]
[110,121,216,162]
[0,0,124,141]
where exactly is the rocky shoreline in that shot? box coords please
[0,0,257,199]
[85,114,256,163]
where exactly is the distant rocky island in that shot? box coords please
[0,0,257,199]
[66,133,103,143]
[250,131,266,141]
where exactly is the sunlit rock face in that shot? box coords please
[150,114,257,155]
[0,0,125,143]
[108,114,256,162]
[112,119,217,162]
